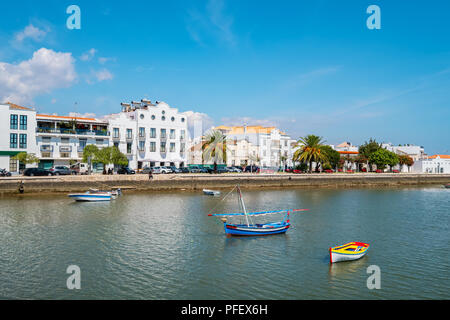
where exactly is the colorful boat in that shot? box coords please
[329,242,370,263]
[444,184,450,189]
[203,189,221,196]
[208,185,309,236]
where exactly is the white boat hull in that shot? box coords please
[203,189,221,196]
[330,251,367,263]
[68,193,112,202]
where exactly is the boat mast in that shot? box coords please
[237,185,250,227]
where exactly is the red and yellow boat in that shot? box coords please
[329,242,370,263]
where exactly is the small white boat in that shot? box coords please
[68,188,121,202]
[203,189,221,196]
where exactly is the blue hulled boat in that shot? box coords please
[208,185,309,236]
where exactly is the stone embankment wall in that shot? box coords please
[0,173,449,196]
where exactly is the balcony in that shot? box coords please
[36,127,109,136]
[40,145,53,152]
[59,145,72,153]
[138,134,146,141]
[126,135,133,142]
[112,134,120,140]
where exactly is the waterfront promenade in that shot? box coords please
[0,173,449,195]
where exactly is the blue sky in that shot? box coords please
[0,0,449,154]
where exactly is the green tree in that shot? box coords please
[82,144,99,163]
[320,145,340,169]
[202,130,227,172]
[12,152,40,165]
[293,135,326,173]
[359,138,381,171]
[369,149,399,171]
[111,146,128,167]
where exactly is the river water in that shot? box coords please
[0,186,448,299]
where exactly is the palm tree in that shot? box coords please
[202,130,227,173]
[293,135,326,173]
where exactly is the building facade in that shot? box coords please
[214,125,296,168]
[35,114,109,170]
[412,155,450,174]
[0,103,37,173]
[105,100,188,170]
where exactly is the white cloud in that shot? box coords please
[68,112,97,118]
[0,48,77,104]
[80,48,97,61]
[14,24,48,43]
[98,57,116,64]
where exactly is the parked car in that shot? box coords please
[188,166,203,173]
[393,169,400,173]
[179,167,190,173]
[244,165,259,173]
[151,166,172,174]
[117,167,136,174]
[259,167,276,174]
[226,166,241,173]
[0,169,12,177]
[293,169,303,174]
[49,166,73,175]
[23,168,54,176]
[70,162,89,175]
[140,166,152,174]
[324,169,334,173]
[375,169,383,173]
[169,166,182,173]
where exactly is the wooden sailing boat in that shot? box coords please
[208,185,309,236]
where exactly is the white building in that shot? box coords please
[214,125,296,168]
[35,114,109,170]
[412,155,450,174]
[105,100,188,170]
[382,143,426,161]
[0,102,37,173]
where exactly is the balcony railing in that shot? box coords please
[36,127,109,136]
[59,146,72,152]
[40,145,53,152]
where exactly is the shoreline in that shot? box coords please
[0,173,449,196]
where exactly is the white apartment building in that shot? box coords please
[214,125,296,168]
[412,155,450,174]
[382,143,426,161]
[105,100,188,170]
[0,102,37,173]
[35,114,109,170]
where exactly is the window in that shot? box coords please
[10,133,18,148]
[150,128,156,138]
[127,143,132,154]
[126,129,133,139]
[61,137,70,144]
[160,129,166,139]
[162,116,166,121]
[113,128,120,138]
[170,142,176,152]
[79,139,87,150]
[181,118,185,123]
[19,134,27,149]
[180,130,185,140]
[20,115,27,130]
[151,115,156,120]
[114,142,119,149]
[160,142,166,153]
[10,115,18,129]
[9,158,17,172]
[138,141,145,152]
[180,143,185,153]
[170,129,175,139]
[150,142,156,152]
[171,117,175,122]
[139,127,145,137]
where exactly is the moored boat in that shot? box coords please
[329,242,370,263]
[68,188,121,202]
[208,185,309,236]
[444,184,450,189]
[203,189,221,196]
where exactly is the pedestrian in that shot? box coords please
[18,181,24,194]
[148,170,153,180]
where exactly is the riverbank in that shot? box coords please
[0,173,449,196]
